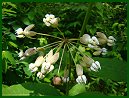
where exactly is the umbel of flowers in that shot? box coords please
[16,14,116,85]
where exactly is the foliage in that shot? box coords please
[2,2,127,96]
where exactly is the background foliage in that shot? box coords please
[2,2,127,96]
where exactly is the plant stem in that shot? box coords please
[67,44,77,66]
[68,38,79,41]
[55,41,64,53]
[57,43,66,75]
[56,27,65,39]
[36,32,63,40]
[79,3,94,38]
[69,42,90,58]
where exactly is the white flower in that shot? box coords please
[37,72,45,79]
[29,63,38,72]
[80,34,92,44]
[76,64,87,84]
[34,56,45,67]
[18,49,24,57]
[15,24,37,38]
[41,62,54,74]
[101,48,107,55]
[76,75,87,84]
[107,36,116,46]
[88,44,98,49]
[43,14,59,27]
[16,34,25,38]
[45,49,59,65]
[93,47,107,56]
[91,36,99,45]
[23,24,37,37]
[90,61,101,72]
[15,28,24,35]
[108,36,116,41]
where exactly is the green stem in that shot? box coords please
[37,41,61,51]
[79,3,94,38]
[55,41,64,53]
[67,44,77,66]
[68,38,79,41]
[57,44,66,75]
[36,32,63,40]
[69,42,90,58]
[56,27,65,39]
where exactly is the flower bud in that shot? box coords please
[24,47,37,56]
[53,76,62,85]
[76,64,83,76]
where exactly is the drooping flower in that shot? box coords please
[76,75,87,84]
[90,61,101,72]
[96,32,108,45]
[76,64,87,84]
[80,56,101,72]
[107,36,116,46]
[96,32,116,46]
[91,36,99,45]
[19,47,37,60]
[15,24,37,38]
[80,34,92,44]
[93,47,107,56]
[62,68,69,83]
[43,14,59,28]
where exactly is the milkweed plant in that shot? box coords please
[16,12,116,87]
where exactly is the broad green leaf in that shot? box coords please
[90,57,127,82]
[69,84,86,96]
[76,91,106,96]
[2,51,16,65]
[2,82,61,96]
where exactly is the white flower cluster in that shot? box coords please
[43,14,59,28]
[76,56,101,84]
[28,49,59,79]
[15,24,37,38]
[80,32,116,56]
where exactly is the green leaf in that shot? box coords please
[23,66,32,77]
[2,82,61,96]
[8,41,18,48]
[112,23,119,29]
[27,11,35,21]
[78,45,85,53]
[9,33,16,40]
[76,91,106,96]
[23,18,31,25]
[90,57,127,82]
[2,51,16,65]
[69,84,86,96]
